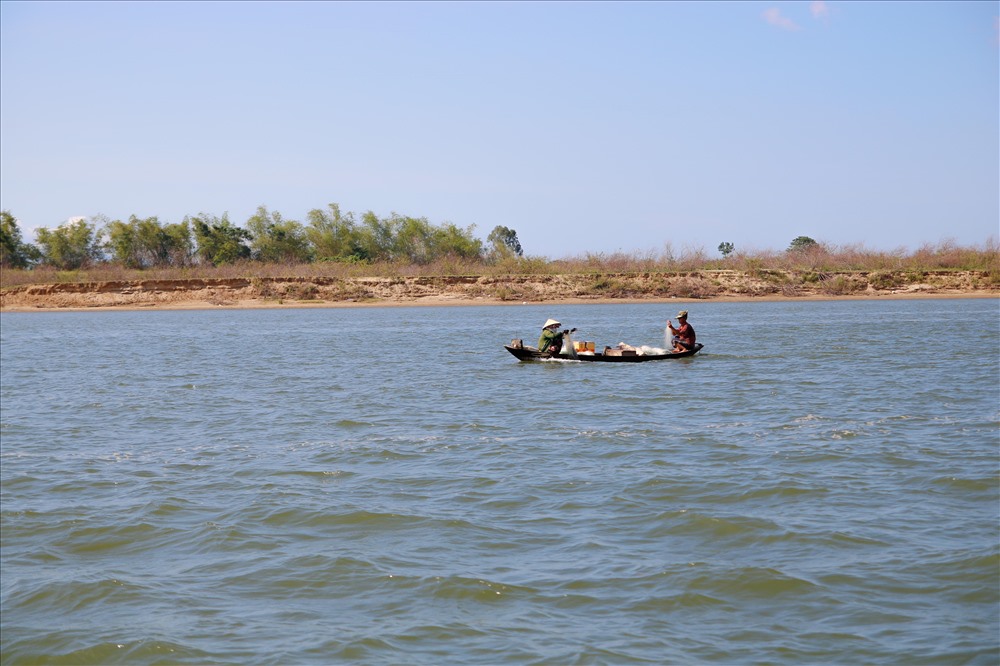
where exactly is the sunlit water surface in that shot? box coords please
[2,299,997,665]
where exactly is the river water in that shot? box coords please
[1,298,997,665]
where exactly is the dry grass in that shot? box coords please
[2,239,997,289]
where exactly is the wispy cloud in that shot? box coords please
[810,1,829,20]
[763,7,800,31]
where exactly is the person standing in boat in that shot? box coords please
[538,318,572,354]
[667,310,696,353]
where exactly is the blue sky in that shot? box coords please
[1,1,997,259]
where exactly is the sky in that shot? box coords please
[1,1,997,260]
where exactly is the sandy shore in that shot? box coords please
[1,270,996,312]
[12,295,998,313]
[2,293,996,313]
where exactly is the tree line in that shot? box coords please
[0,205,525,270]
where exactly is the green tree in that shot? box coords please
[359,212,484,264]
[307,209,485,265]
[105,215,194,268]
[190,213,251,266]
[432,222,483,260]
[35,218,103,269]
[392,214,435,264]
[305,203,363,262]
[246,206,312,264]
[0,211,41,269]
[487,225,523,259]
[355,211,395,262]
[717,241,735,258]
[788,236,819,252]
[104,218,140,267]
[161,220,194,267]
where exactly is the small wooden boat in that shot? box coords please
[504,342,703,363]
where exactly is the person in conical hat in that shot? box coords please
[538,318,573,354]
[666,310,696,353]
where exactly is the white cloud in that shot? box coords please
[763,7,800,31]
[810,1,830,20]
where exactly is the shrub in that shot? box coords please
[868,271,905,290]
[286,283,318,300]
[590,276,634,297]
[250,277,276,298]
[668,276,720,299]
[820,275,864,295]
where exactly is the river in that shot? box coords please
[1,298,997,664]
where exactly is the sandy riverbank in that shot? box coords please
[1,270,996,312]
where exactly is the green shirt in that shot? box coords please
[538,328,562,352]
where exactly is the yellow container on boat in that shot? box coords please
[587,341,595,352]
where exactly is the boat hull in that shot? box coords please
[504,343,703,362]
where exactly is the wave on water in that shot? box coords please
[1,300,997,665]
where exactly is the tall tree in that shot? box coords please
[487,225,523,259]
[355,211,395,262]
[34,218,102,269]
[161,220,194,267]
[0,211,41,269]
[189,213,251,266]
[105,215,194,268]
[788,236,819,252]
[246,206,312,264]
[305,203,362,262]
[392,215,435,264]
[104,218,141,268]
[433,222,483,260]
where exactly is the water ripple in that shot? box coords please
[2,301,997,665]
